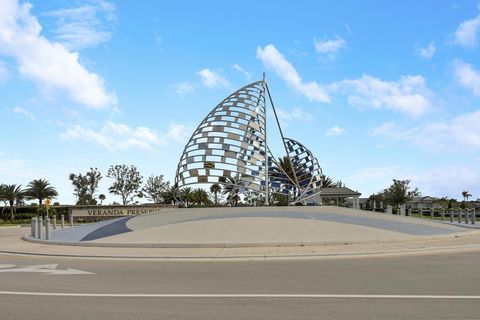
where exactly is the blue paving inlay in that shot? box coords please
[50,216,132,242]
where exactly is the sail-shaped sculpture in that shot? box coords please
[174,77,323,205]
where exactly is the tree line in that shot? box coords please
[0,179,58,220]
[369,179,476,209]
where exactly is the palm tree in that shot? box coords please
[98,194,106,205]
[220,176,243,207]
[0,184,8,218]
[462,191,472,202]
[321,175,335,188]
[25,179,58,206]
[210,183,221,205]
[1,184,25,220]
[191,188,210,206]
[180,187,193,207]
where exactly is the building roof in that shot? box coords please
[319,187,361,197]
[409,196,438,202]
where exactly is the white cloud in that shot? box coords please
[372,109,480,151]
[164,123,190,144]
[231,64,252,80]
[454,59,480,96]
[174,81,195,95]
[44,0,116,50]
[256,44,330,103]
[0,0,116,109]
[60,121,190,151]
[276,107,313,126]
[325,126,345,136]
[196,69,229,88]
[313,36,346,59]
[330,74,433,117]
[257,44,432,116]
[453,10,480,48]
[416,42,436,59]
[12,106,36,121]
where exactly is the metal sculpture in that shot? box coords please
[174,76,323,205]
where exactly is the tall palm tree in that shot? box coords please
[462,191,472,202]
[210,183,221,205]
[26,179,58,206]
[1,184,25,221]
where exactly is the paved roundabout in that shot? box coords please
[2,207,480,319]
[27,206,471,247]
[7,206,477,260]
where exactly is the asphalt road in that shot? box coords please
[1,252,480,319]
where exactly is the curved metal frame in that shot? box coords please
[174,77,323,205]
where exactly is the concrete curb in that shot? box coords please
[3,243,480,261]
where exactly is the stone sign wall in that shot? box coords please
[69,205,174,217]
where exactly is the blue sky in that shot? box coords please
[1,0,480,204]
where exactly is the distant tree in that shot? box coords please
[383,179,421,207]
[209,183,221,205]
[25,179,58,206]
[0,184,25,220]
[142,175,169,203]
[321,175,335,188]
[435,196,449,209]
[462,191,472,202]
[86,168,102,200]
[98,194,106,205]
[0,184,8,218]
[107,165,143,205]
[334,179,345,188]
[162,185,178,205]
[69,168,102,205]
[191,188,210,206]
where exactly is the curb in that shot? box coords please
[3,244,480,261]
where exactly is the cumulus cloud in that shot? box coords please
[256,44,330,102]
[371,109,480,150]
[454,59,480,96]
[0,0,116,109]
[330,74,433,117]
[325,126,345,136]
[313,36,346,59]
[12,106,36,121]
[60,121,190,151]
[276,107,313,127]
[453,9,480,48]
[231,64,252,80]
[196,69,229,88]
[416,42,436,59]
[257,44,432,117]
[44,0,116,50]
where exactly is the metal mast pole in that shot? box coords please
[264,81,301,203]
[263,73,269,206]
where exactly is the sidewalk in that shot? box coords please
[1,227,480,261]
